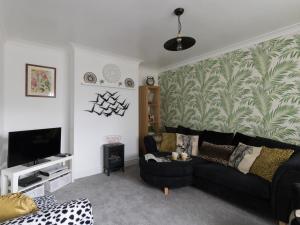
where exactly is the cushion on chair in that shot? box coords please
[193,163,270,199]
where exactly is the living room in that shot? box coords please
[0,0,300,225]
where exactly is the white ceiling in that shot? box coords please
[1,0,300,68]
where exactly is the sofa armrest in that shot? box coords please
[271,152,300,223]
[288,183,300,225]
[2,198,94,225]
[144,135,158,154]
[293,183,300,210]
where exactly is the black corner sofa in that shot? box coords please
[142,126,300,224]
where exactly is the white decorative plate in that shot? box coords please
[125,78,135,88]
[102,64,121,83]
[83,72,97,84]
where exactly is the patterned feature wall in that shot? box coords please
[159,34,300,145]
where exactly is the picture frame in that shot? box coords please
[25,64,56,98]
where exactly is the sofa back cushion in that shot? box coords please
[232,132,257,146]
[189,128,204,136]
[177,125,192,135]
[199,141,235,166]
[165,126,178,133]
[253,136,300,153]
[202,130,234,145]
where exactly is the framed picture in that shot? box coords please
[26,64,56,98]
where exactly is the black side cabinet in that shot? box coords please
[103,143,124,176]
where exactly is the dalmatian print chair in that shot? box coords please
[2,194,94,225]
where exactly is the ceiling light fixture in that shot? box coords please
[164,8,196,51]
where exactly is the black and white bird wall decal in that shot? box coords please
[86,91,130,117]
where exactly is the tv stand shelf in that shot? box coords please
[1,156,73,195]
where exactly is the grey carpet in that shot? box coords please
[54,165,275,225]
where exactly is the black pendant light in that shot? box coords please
[164,8,196,51]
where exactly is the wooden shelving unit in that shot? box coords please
[139,86,161,155]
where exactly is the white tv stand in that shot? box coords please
[1,155,73,195]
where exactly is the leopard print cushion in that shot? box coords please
[2,198,94,225]
[199,141,235,166]
[249,146,294,182]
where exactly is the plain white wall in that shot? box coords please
[72,46,140,179]
[1,41,70,169]
[138,64,159,86]
[0,40,141,181]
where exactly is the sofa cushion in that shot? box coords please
[0,193,38,222]
[228,142,262,173]
[144,135,158,153]
[176,133,199,156]
[250,146,294,182]
[165,126,178,133]
[193,163,270,199]
[190,156,211,165]
[160,133,176,152]
[232,132,257,146]
[189,128,204,136]
[189,128,204,151]
[177,125,191,135]
[140,158,194,177]
[253,136,300,152]
[140,171,193,189]
[199,141,235,166]
[202,130,234,145]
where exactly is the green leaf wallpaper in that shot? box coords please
[159,34,300,145]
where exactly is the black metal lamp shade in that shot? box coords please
[163,8,196,51]
[164,36,196,51]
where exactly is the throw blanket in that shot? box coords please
[145,154,170,162]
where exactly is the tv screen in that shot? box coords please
[8,128,61,167]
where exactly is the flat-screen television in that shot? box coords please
[8,128,61,167]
